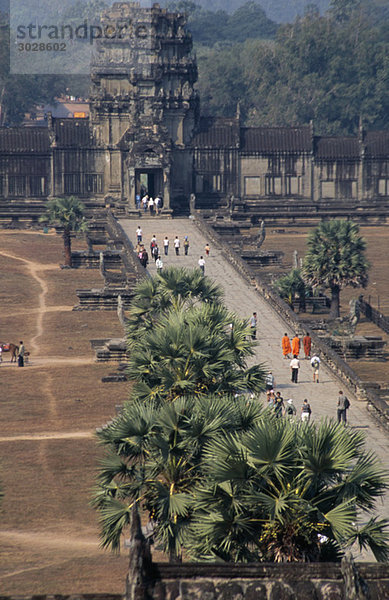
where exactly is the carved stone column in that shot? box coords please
[341,553,370,600]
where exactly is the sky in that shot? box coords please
[2,0,332,23]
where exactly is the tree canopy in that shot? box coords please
[302,220,369,318]
[125,267,266,402]
[168,1,278,46]
[39,196,87,266]
[196,0,389,134]
[274,268,307,311]
[93,396,389,562]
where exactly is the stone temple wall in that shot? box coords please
[1,560,389,600]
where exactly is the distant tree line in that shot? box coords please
[167,1,278,45]
[196,0,389,135]
[165,0,331,23]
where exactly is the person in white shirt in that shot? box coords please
[249,312,257,339]
[155,196,161,215]
[310,354,321,383]
[136,226,142,243]
[163,236,169,256]
[148,197,155,215]
[156,256,163,273]
[265,371,275,391]
[290,355,300,383]
[142,194,148,212]
[174,236,180,255]
[198,256,205,274]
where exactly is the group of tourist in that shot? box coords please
[280,332,322,384]
[264,372,312,421]
[135,226,352,426]
[264,368,349,423]
[255,329,351,424]
[135,226,211,274]
[136,193,163,215]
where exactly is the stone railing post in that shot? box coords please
[341,553,370,600]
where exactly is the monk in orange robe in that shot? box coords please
[282,333,292,358]
[291,335,300,357]
[303,334,311,359]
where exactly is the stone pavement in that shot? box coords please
[120,217,389,547]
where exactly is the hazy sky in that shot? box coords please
[3,0,332,23]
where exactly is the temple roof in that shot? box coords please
[53,118,93,147]
[364,131,389,158]
[191,117,240,148]
[240,126,312,153]
[315,136,360,159]
[0,127,50,153]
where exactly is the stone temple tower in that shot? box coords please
[90,1,199,210]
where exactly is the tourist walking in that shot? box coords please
[18,341,25,367]
[303,334,311,359]
[282,333,291,359]
[205,243,210,257]
[174,236,180,256]
[198,255,205,274]
[265,371,275,392]
[150,234,157,250]
[142,194,148,212]
[249,312,257,340]
[136,225,142,243]
[148,196,155,215]
[155,195,162,215]
[267,389,275,409]
[274,392,285,418]
[184,236,190,255]
[290,354,300,383]
[301,399,312,422]
[310,354,321,383]
[140,248,149,268]
[291,334,300,357]
[156,256,163,273]
[337,390,350,425]
[135,194,141,210]
[163,236,169,256]
[286,399,297,419]
[152,245,159,262]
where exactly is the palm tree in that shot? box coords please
[93,400,389,563]
[302,220,369,318]
[124,267,265,403]
[274,269,307,311]
[127,302,266,403]
[92,395,264,560]
[39,196,88,266]
[125,267,223,342]
[188,418,389,563]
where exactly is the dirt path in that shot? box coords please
[0,530,102,582]
[0,250,56,356]
[1,306,74,317]
[1,357,95,367]
[0,431,93,442]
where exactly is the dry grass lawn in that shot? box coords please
[0,231,130,594]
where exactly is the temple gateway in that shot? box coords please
[1,1,389,220]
